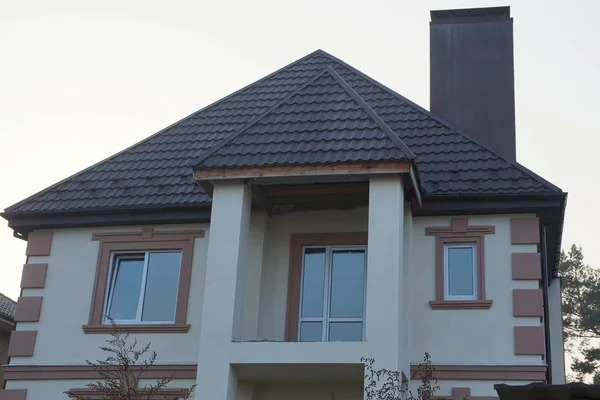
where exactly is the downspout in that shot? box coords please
[541,225,552,383]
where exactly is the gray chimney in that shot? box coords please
[430,6,516,161]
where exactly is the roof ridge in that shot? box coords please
[316,50,562,193]
[324,67,415,160]
[192,67,332,168]
[4,50,329,213]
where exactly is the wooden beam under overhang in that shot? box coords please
[262,182,369,198]
[193,161,411,181]
[193,161,423,207]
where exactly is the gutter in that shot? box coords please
[541,225,552,383]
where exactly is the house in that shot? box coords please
[0,293,16,390]
[0,6,567,400]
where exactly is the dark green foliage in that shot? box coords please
[560,245,600,383]
[363,353,440,400]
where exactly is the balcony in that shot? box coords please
[195,176,413,396]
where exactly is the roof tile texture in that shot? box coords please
[4,50,561,214]
[0,293,16,320]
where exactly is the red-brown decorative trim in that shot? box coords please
[20,263,48,289]
[410,364,546,381]
[426,219,494,309]
[14,297,43,322]
[0,389,27,400]
[67,388,191,399]
[7,331,37,357]
[514,326,545,355]
[429,300,493,310]
[511,253,542,281]
[86,229,204,333]
[3,364,197,380]
[425,218,495,236]
[82,324,190,334]
[25,231,53,256]
[438,387,497,400]
[510,218,540,245]
[285,232,368,342]
[5,363,546,383]
[91,228,204,243]
[513,289,543,317]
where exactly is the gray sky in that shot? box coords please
[1,0,598,300]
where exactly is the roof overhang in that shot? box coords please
[2,205,212,240]
[0,315,14,332]
[194,160,423,207]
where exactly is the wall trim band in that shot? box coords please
[410,364,546,381]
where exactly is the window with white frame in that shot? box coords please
[298,246,366,342]
[104,251,182,324]
[444,243,477,300]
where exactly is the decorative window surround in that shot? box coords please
[426,218,495,310]
[84,228,204,334]
[285,232,368,341]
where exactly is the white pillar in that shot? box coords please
[400,201,413,378]
[196,180,251,400]
[549,278,566,384]
[242,212,268,341]
[365,175,404,371]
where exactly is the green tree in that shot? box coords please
[363,353,440,400]
[64,322,195,400]
[560,244,600,383]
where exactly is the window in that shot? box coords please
[444,244,476,300]
[85,228,204,333]
[425,218,493,310]
[298,246,366,342]
[104,251,182,324]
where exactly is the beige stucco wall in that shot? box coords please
[16,223,209,365]
[7,208,552,399]
[256,208,369,341]
[410,214,542,364]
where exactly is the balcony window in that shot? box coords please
[298,246,366,341]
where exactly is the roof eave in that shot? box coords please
[2,205,212,239]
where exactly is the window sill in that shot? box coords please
[429,300,493,310]
[82,324,190,334]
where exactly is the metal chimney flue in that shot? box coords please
[430,6,516,161]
